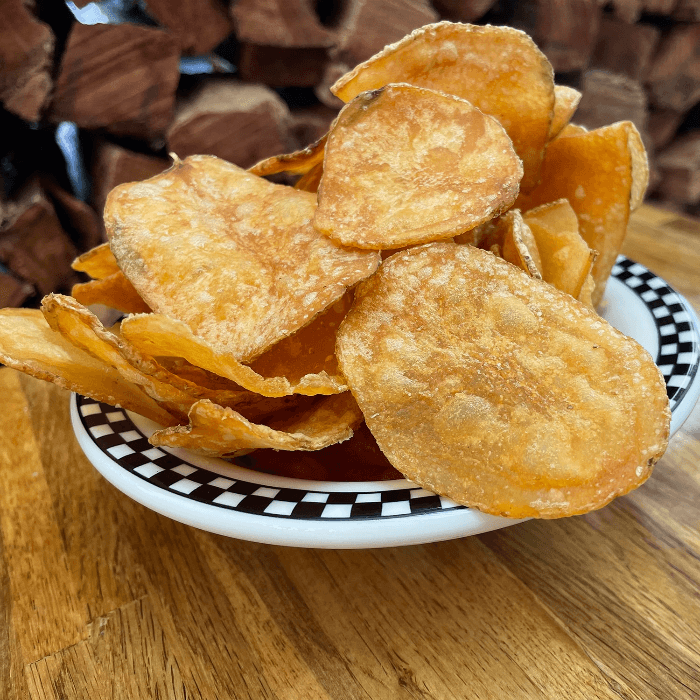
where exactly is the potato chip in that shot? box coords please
[336,242,670,519]
[523,199,596,298]
[120,313,347,397]
[0,308,177,426]
[106,155,380,362]
[72,272,151,314]
[314,84,522,250]
[294,161,323,193]
[516,121,648,306]
[577,273,596,310]
[547,86,581,141]
[331,22,555,190]
[149,392,363,457]
[557,123,587,138]
[71,242,120,279]
[248,133,328,177]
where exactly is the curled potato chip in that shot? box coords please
[106,155,380,362]
[336,242,670,519]
[149,392,363,457]
[314,84,522,250]
[120,313,347,397]
[523,199,596,299]
[71,242,120,279]
[72,271,151,314]
[516,121,648,306]
[331,22,555,190]
[0,308,177,426]
[248,133,328,177]
[577,273,596,310]
[547,86,582,141]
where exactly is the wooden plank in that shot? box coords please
[17,375,148,624]
[0,369,87,664]
[26,597,186,700]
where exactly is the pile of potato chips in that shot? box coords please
[0,22,671,519]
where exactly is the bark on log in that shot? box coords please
[591,17,659,82]
[231,0,335,48]
[0,0,54,122]
[166,79,294,168]
[142,0,233,55]
[237,44,329,87]
[49,23,180,144]
[429,0,496,22]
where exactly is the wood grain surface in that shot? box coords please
[1,204,699,699]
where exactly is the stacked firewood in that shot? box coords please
[1,0,698,309]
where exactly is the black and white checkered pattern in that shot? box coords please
[76,256,698,522]
[612,256,699,409]
[77,397,460,520]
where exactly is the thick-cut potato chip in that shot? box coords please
[149,392,363,457]
[336,242,670,519]
[294,161,323,193]
[547,86,582,141]
[71,242,120,279]
[120,313,347,397]
[42,294,265,412]
[106,155,380,362]
[523,199,596,298]
[0,308,177,426]
[557,123,587,138]
[516,121,648,306]
[314,84,522,250]
[248,134,328,177]
[331,22,555,190]
[72,272,151,314]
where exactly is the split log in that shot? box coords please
[166,79,294,168]
[591,18,659,82]
[331,0,439,67]
[672,0,700,19]
[646,25,700,112]
[512,0,601,73]
[647,108,684,151]
[575,70,648,136]
[642,0,677,12]
[49,23,180,144]
[237,44,329,87]
[654,131,700,205]
[91,142,170,218]
[610,0,641,23]
[231,0,334,48]
[429,0,496,22]
[142,0,233,55]
[0,271,34,308]
[0,0,54,122]
[0,183,79,296]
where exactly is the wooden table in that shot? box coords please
[1,204,699,700]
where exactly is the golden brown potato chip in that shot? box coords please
[523,199,596,298]
[106,155,380,362]
[71,242,120,279]
[314,84,522,250]
[577,273,596,310]
[0,308,177,426]
[248,133,328,177]
[149,392,363,457]
[331,22,555,190]
[516,121,648,306]
[42,294,266,413]
[72,271,151,314]
[120,313,347,397]
[336,242,670,519]
[557,123,587,138]
[294,161,324,193]
[547,86,582,141]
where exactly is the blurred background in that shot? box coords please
[1,0,699,311]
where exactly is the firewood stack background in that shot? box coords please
[1,0,699,310]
